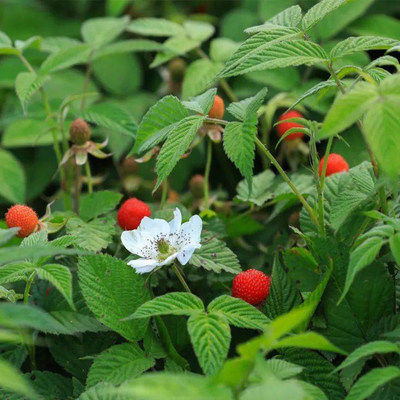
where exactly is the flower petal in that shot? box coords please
[178,215,202,248]
[139,217,170,238]
[158,252,179,267]
[127,258,159,274]
[169,208,182,236]
[121,230,156,258]
[177,243,201,265]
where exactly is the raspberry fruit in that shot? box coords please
[117,198,151,230]
[5,205,39,238]
[189,174,205,199]
[69,118,91,145]
[208,95,225,120]
[276,110,305,141]
[319,153,349,177]
[232,269,271,305]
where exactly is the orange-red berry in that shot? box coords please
[232,269,271,305]
[208,95,225,120]
[319,153,349,177]
[5,205,39,238]
[276,110,305,141]
[117,198,151,230]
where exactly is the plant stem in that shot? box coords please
[80,51,94,112]
[74,163,81,213]
[23,271,37,305]
[320,136,334,191]
[204,139,212,209]
[160,180,168,209]
[85,161,93,194]
[255,137,319,228]
[171,262,191,293]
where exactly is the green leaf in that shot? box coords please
[40,44,92,74]
[66,216,115,252]
[78,382,123,400]
[390,233,400,265]
[126,292,204,319]
[0,286,22,303]
[265,5,303,29]
[335,341,400,373]
[183,20,215,42]
[252,357,303,380]
[0,228,19,246]
[15,72,49,114]
[93,39,165,59]
[78,254,150,341]
[302,0,347,31]
[236,170,275,206]
[189,233,241,274]
[132,95,188,155]
[155,115,205,191]
[346,367,400,400]
[330,36,399,59]
[81,16,129,49]
[182,59,222,100]
[349,14,400,40]
[127,18,185,37]
[79,191,122,221]
[319,82,378,139]
[226,87,268,121]
[187,312,231,376]
[209,38,241,63]
[207,295,269,330]
[182,88,217,115]
[87,343,155,388]
[0,149,25,204]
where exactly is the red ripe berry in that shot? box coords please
[117,198,151,230]
[208,95,225,120]
[276,110,305,141]
[5,205,39,238]
[232,269,271,305]
[319,153,349,177]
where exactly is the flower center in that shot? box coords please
[156,239,176,262]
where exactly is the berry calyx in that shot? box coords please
[232,269,271,305]
[5,205,39,238]
[117,198,151,230]
[189,174,205,199]
[276,110,305,141]
[208,95,225,120]
[69,118,91,145]
[319,153,349,177]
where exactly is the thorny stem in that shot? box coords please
[85,161,93,194]
[172,261,191,293]
[204,139,212,209]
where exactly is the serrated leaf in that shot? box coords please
[78,255,150,341]
[302,0,347,31]
[79,191,122,221]
[126,292,204,319]
[93,39,165,59]
[155,115,205,191]
[87,343,155,387]
[390,233,400,265]
[187,312,231,376]
[330,36,399,59]
[127,18,185,37]
[346,367,400,400]
[209,38,241,63]
[50,310,107,334]
[66,216,115,252]
[133,95,188,154]
[0,149,25,204]
[236,170,275,206]
[81,16,129,49]
[182,88,217,115]
[207,295,269,330]
[15,72,49,114]
[289,80,337,110]
[190,233,241,274]
[227,87,267,121]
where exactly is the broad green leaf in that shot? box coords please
[335,341,400,372]
[330,36,399,59]
[87,343,155,387]
[78,382,124,400]
[40,44,92,74]
[346,367,400,400]
[182,88,217,115]
[187,312,231,375]
[267,5,302,28]
[189,233,241,274]
[40,36,82,53]
[66,216,115,252]
[15,72,49,114]
[132,95,188,154]
[127,18,185,37]
[15,36,41,52]
[126,292,204,319]
[93,39,165,59]
[319,81,378,139]
[182,59,222,100]
[348,14,400,40]
[236,170,275,206]
[0,31,12,47]
[81,16,129,49]
[50,310,107,335]
[226,87,268,121]
[155,115,205,191]
[78,254,150,341]
[302,0,347,31]
[183,20,215,42]
[0,228,19,246]
[252,357,303,380]
[207,295,269,330]
[209,38,241,63]
[0,149,25,204]
[79,191,122,221]
[390,233,400,265]
[289,80,337,110]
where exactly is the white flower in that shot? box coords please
[121,208,202,274]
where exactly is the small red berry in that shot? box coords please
[117,198,151,230]
[5,205,39,238]
[232,269,271,305]
[208,95,225,119]
[276,110,305,141]
[319,153,349,177]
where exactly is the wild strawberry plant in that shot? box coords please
[0,0,400,399]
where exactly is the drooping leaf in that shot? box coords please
[79,191,122,221]
[0,149,25,204]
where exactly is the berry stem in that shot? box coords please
[172,261,191,293]
[160,179,168,209]
[85,160,93,194]
[23,271,37,304]
[204,139,212,210]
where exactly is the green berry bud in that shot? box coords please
[69,118,91,145]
